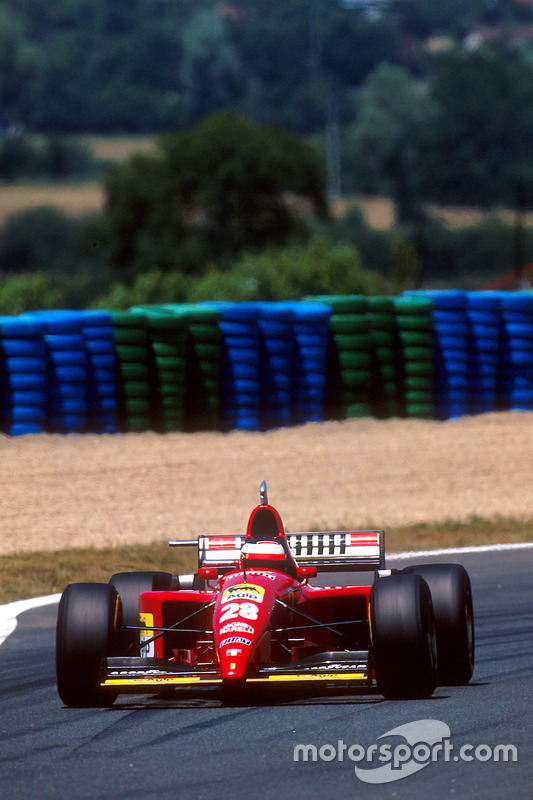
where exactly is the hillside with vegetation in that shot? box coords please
[2,0,533,310]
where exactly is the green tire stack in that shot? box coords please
[393,296,435,418]
[163,304,221,431]
[130,306,188,433]
[110,311,151,432]
[309,295,374,419]
[367,296,402,418]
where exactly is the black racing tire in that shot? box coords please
[109,571,173,650]
[56,582,120,707]
[370,572,437,700]
[404,564,474,685]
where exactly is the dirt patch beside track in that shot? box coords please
[1,412,532,555]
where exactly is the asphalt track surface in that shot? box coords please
[1,546,532,800]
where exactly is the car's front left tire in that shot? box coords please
[370,572,437,700]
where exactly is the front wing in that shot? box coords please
[101,654,371,692]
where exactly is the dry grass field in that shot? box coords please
[79,134,157,162]
[1,131,531,231]
[0,183,104,225]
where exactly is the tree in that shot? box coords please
[422,48,533,206]
[179,5,243,123]
[0,6,37,125]
[343,64,437,222]
[101,111,328,282]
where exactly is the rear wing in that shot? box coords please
[169,530,385,573]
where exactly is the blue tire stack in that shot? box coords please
[0,316,47,436]
[428,291,470,420]
[257,302,294,430]
[497,292,533,410]
[466,292,501,415]
[216,303,261,431]
[24,310,87,433]
[82,310,118,433]
[290,302,331,424]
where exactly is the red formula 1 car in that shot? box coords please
[56,482,475,707]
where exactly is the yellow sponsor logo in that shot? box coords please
[140,612,154,637]
[221,583,265,604]
[140,612,154,657]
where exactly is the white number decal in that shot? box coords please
[239,602,259,620]
[220,602,239,624]
[219,601,259,624]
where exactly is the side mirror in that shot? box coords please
[296,565,317,581]
[198,567,219,580]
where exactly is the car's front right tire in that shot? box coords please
[56,582,120,707]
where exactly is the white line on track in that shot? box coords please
[0,594,61,646]
[0,542,531,647]
[388,541,533,560]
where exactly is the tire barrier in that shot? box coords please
[307,295,374,420]
[290,302,331,424]
[211,302,262,432]
[405,290,470,420]
[110,311,151,433]
[393,295,435,419]
[129,307,188,433]
[257,302,294,431]
[0,315,47,436]
[22,310,88,434]
[367,295,402,419]
[1,293,533,435]
[466,292,501,415]
[82,310,118,434]
[162,305,222,432]
[497,292,533,411]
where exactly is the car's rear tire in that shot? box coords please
[403,563,474,685]
[56,582,120,707]
[370,572,437,699]
[109,571,173,650]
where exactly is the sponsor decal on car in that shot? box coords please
[221,583,265,604]
[248,570,277,581]
[220,636,252,647]
[140,612,154,658]
[220,621,255,635]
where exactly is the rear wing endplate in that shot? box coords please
[169,531,385,572]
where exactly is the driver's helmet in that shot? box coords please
[241,538,288,572]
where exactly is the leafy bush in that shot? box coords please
[0,272,64,315]
[91,269,190,310]
[188,236,386,302]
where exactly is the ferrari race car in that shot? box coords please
[56,482,475,707]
